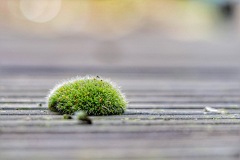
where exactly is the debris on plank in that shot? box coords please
[21,116,32,121]
[75,111,92,124]
[204,106,228,114]
[62,114,72,119]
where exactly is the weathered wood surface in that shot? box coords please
[1,67,240,160]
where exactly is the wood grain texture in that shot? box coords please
[1,67,240,160]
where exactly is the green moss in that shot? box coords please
[62,114,72,119]
[213,117,221,120]
[47,76,127,115]
[163,118,170,121]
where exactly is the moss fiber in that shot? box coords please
[47,76,127,115]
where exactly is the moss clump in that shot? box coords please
[47,76,127,115]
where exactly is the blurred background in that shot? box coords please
[0,0,240,68]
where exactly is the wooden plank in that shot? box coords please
[0,110,60,115]
[0,137,239,149]
[1,67,240,160]
[1,97,239,103]
[0,114,240,120]
[0,114,239,121]
[0,147,238,160]
[1,131,239,140]
[1,109,240,115]
[1,83,240,90]
[127,104,240,109]
[1,124,240,134]
[2,119,240,128]
[1,103,239,110]
[1,91,240,97]
[1,84,240,90]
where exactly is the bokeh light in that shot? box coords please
[20,0,62,23]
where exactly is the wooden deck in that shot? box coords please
[1,66,240,160]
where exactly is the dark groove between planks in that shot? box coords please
[1,67,240,160]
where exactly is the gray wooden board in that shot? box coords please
[0,114,239,119]
[2,124,240,134]
[1,67,240,160]
[1,109,240,115]
[0,148,239,160]
[1,91,240,97]
[2,119,240,128]
[1,104,240,109]
[1,97,240,103]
